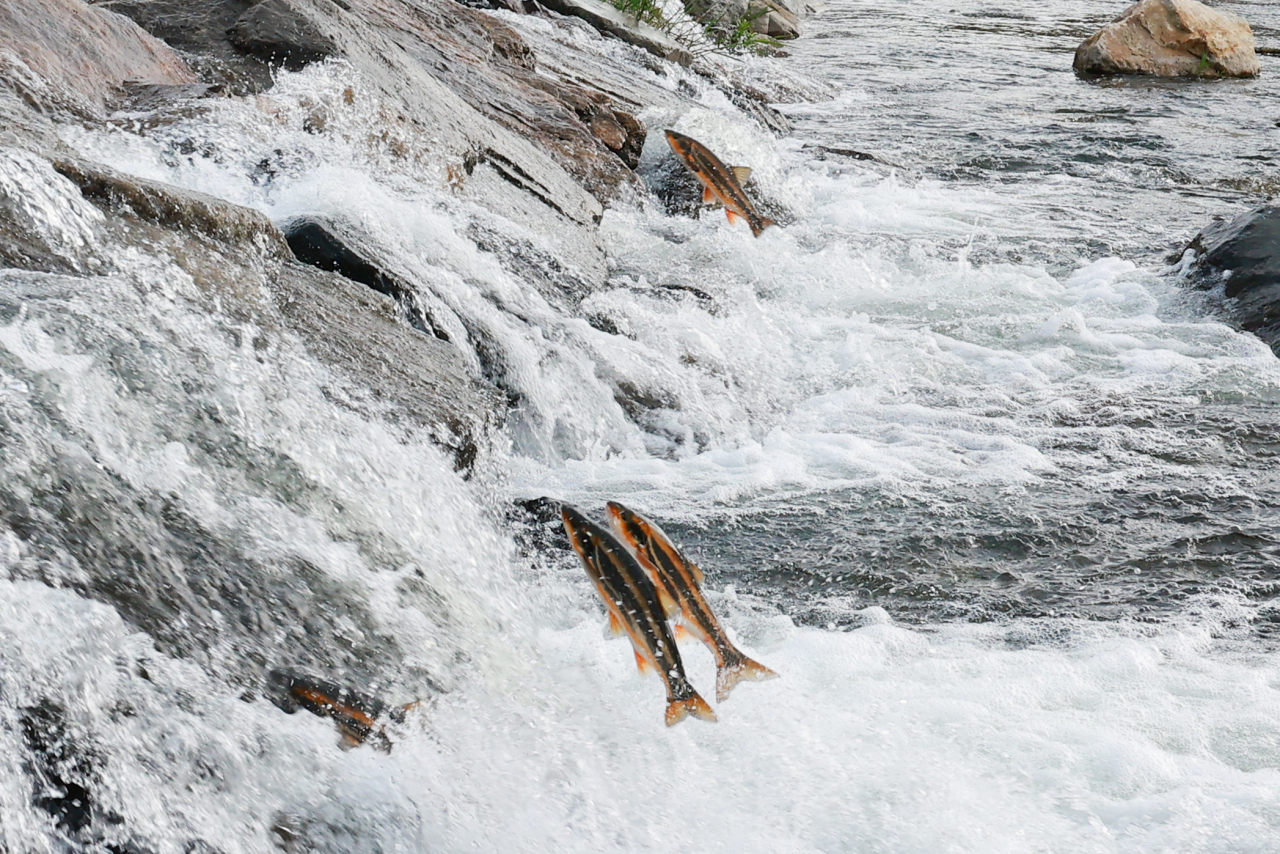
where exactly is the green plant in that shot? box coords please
[606,0,781,57]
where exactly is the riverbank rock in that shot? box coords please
[1181,205,1280,353]
[537,0,695,66]
[748,0,801,39]
[0,0,195,117]
[1074,0,1259,79]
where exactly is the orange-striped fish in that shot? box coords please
[607,502,778,702]
[665,129,775,237]
[268,669,393,752]
[561,504,717,726]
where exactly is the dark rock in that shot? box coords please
[227,0,339,71]
[20,700,99,835]
[0,0,196,118]
[1182,205,1280,353]
[283,215,460,343]
[95,0,275,94]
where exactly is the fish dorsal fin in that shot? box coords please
[731,166,752,185]
[701,185,716,204]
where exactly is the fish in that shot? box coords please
[606,502,778,703]
[665,129,776,237]
[561,504,717,726]
[267,669,395,751]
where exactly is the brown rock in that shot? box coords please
[749,0,801,39]
[1074,0,1259,78]
[0,0,195,117]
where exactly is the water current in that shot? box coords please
[4,0,1280,851]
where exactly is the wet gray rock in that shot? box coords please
[1182,205,1280,353]
[1074,0,1259,78]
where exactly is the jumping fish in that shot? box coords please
[606,502,778,702]
[665,129,776,237]
[561,504,717,726]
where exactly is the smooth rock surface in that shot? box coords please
[0,0,196,117]
[1074,0,1259,78]
[1183,205,1280,353]
[749,0,801,39]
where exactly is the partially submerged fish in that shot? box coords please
[665,129,775,237]
[267,669,393,752]
[561,504,717,726]
[607,502,778,702]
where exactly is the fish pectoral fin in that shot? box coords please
[731,166,752,185]
[633,647,657,675]
[701,185,716,204]
[665,692,717,726]
[715,657,779,703]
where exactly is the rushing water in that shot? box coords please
[4,0,1280,851]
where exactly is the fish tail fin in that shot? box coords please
[665,691,717,726]
[716,657,779,702]
[750,217,776,238]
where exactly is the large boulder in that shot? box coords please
[0,0,195,117]
[1181,205,1280,353]
[1074,0,1259,78]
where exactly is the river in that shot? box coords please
[3,0,1280,851]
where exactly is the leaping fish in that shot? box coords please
[665,129,776,237]
[607,502,778,702]
[561,504,717,726]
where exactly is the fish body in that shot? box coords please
[561,504,716,726]
[267,669,392,751]
[606,502,778,702]
[665,129,775,237]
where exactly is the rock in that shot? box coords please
[685,0,750,28]
[0,0,196,117]
[100,0,618,237]
[1074,0,1259,79]
[95,0,276,94]
[748,0,801,39]
[227,0,339,70]
[51,156,293,261]
[1182,205,1280,353]
[536,0,695,66]
[283,215,469,345]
